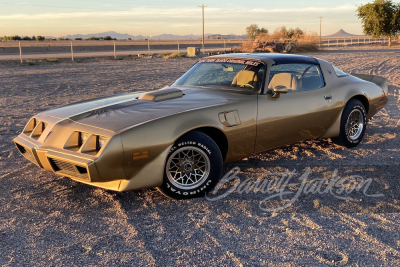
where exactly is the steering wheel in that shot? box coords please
[299,65,314,89]
[301,65,313,79]
[240,83,255,89]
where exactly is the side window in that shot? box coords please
[268,63,325,92]
[332,66,348,77]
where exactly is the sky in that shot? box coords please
[0,0,370,37]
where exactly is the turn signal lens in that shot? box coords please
[133,151,149,159]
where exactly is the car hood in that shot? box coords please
[41,87,246,132]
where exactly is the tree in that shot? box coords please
[288,28,304,39]
[36,36,44,41]
[246,24,268,40]
[271,26,305,40]
[357,0,400,46]
[103,36,112,40]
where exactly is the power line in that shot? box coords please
[318,16,323,45]
[198,4,207,53]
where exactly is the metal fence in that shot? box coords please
[0,40,247,63]
[321,37,391,47]
[0,37,396,63]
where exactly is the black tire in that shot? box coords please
[157,131,223,199]
[332,99,367,148]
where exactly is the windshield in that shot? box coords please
[173,58,265,93]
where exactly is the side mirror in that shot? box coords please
[271,85,288,98]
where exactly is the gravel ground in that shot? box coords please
[0,47,399,266]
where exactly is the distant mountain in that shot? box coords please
[154,34,203,39]
[323,29,367,38]
[63,31,245,40]
[64,31,137,40]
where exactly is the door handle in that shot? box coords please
[324,95,333,100]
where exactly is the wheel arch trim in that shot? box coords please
[172,126,229,161]
[321,94,369,139]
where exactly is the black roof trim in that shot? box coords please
[266,54,319,65]
[206,53,319,65]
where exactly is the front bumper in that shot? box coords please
[13,134,122,189]
[13,134,168,192]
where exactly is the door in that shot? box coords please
[255,63,340,153]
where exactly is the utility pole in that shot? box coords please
[199,4,207,53]
[318,17,323,46]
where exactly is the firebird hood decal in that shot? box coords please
[41,87,245,131]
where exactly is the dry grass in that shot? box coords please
[162,52,187,59]
[238,30,320,53]
[24,60,36,65]
[293,32,320,52]
[239,42,254,52]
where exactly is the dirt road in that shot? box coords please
[0,47,399,266]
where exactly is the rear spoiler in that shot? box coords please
[351,72,388,95]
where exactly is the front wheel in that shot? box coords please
[157,131,223,199]
[332,99,367,148]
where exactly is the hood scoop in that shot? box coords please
[139,88,183,102]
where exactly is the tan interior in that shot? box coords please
[268,73,299,91]
[231,70,258,91]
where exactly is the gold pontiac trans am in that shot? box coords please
[13,53,388,199]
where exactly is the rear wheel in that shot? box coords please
[332,99,367,148]
[157,131,223,199]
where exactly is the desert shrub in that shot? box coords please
[255,33,271,42]
[231,45,244,53]
[240,41,254,52]
[46,58,59,63]
[270,27,304,41]
[0,35,21,41]
[239,28,319,53]
[25,60,36,65]
[163,52,186,59]
[293,31,319,52]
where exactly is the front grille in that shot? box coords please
[15,143,39,166]
[48,157,89,180]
